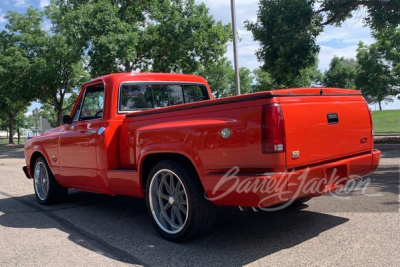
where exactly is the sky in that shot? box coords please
[0,0,399,111]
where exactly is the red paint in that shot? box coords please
[24,73,381,207]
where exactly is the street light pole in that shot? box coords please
[231,0,241,95]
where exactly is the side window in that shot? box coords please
[152,85,169,108]
[184,85,209,103]
[120,84,152,111]
[74,85,105,121]
[167,85,184,106]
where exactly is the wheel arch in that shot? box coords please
[30,151,49,177]
[140,153,203,193]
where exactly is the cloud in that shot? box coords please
[317,16,375,71]
[318,44,359,71]
[39,0,49,9]
[13,0,29,8]
[0,13,5,23]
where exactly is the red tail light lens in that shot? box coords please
[262,104,285,153]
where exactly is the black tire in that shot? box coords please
[33,157,68,205]
[145,160,216,242]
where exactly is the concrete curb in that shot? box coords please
[374,144,400,150]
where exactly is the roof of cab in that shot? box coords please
[85,73,209,86]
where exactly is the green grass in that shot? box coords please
[371,110,400,133]
[0,138,26,145]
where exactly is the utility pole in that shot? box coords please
[231,0,241,95]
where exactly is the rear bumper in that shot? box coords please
[202,150,381,207]
[22,166,31,179]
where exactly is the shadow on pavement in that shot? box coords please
[0,145,25,159]
[0,190,349,266]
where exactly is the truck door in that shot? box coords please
[58,83,105,191]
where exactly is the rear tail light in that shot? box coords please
[262,104,285,153]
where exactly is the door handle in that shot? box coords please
[85,130,97,135]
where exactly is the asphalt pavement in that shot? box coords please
[0,145,399,267]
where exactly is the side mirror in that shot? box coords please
[62,115,73,125]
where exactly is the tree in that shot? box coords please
[26,108,42,137]
[373,27,400,88]
[314,0,400,30]
[246,0,400,88]
[14,111,28,144]
[252,69,276,92]
[0,9,46,143]
[49,0,231,76]
[245,0,323,88]
[236,67,254,95]
[38,94,78,128]
[5,8,89,126]
[0,39,35,144]
[355,42,398,110]
[197,57,235,98]
[323,56,358,88]
[48,0,145,76]
[139,0,232,73]
[0,113,9,137]
[31,34,88,126]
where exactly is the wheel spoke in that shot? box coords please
[175,206,184,225]
[159,194,170,201]
[179,199,187,205]
[161,175,172,194]
[178,204,187,215]
[169,173,175,193]
[175,181,181,193]
[170,206,176,224]
[163,202,172,212]
[178,189,185,197]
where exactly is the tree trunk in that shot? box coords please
[378,101,382,111]
[8,112,14,144]
[17,128,20,144]
[56,104,63,126]
[125,60,133,72]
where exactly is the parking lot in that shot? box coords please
[0,145,399,266]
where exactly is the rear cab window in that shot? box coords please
[118,83,209,113]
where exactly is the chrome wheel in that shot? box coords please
[149,169,189,234]
[34,162,49,201]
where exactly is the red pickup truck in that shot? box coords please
[23,73,381,241]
